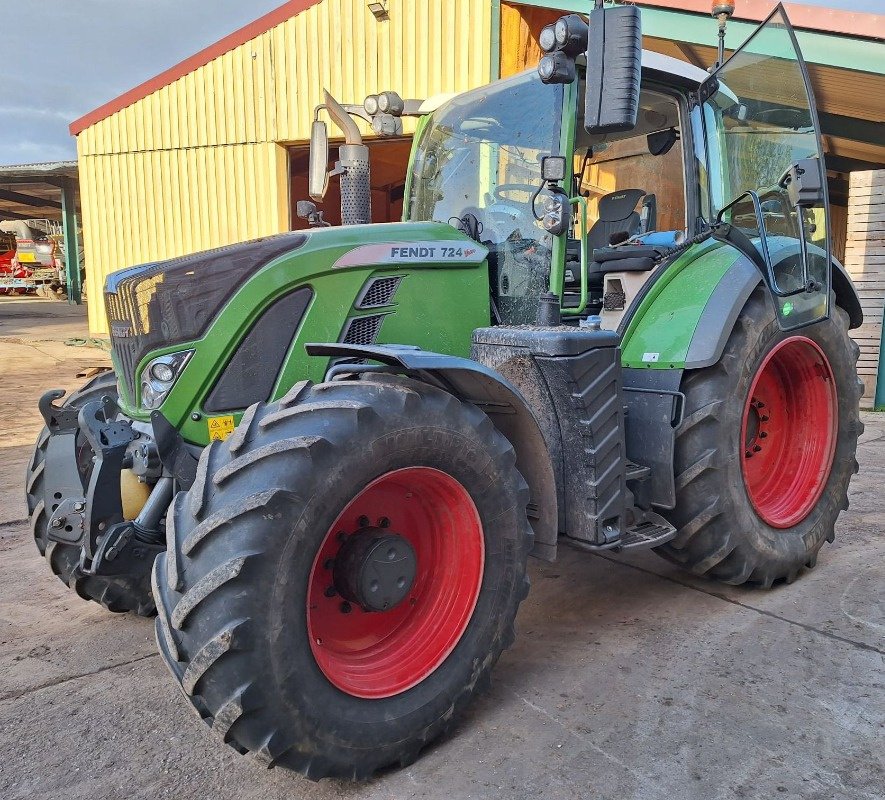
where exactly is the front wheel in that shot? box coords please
[657,290,862,586]
[153,376,532,778]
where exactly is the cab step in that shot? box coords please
[562,511,678,553]
[625,460,651,482]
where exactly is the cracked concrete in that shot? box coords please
[0,296,883,799]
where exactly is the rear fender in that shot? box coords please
[306,343,559,560]
[622,241,863,371]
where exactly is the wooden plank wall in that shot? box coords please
[500,2,557,78]
[831,202,847,264]
[844,170,885,405]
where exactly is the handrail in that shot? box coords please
[561,194,589,316]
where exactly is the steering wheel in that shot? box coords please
[494,184,539,204]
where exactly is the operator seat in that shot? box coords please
[586,189,646,253]
[565,189,650,288]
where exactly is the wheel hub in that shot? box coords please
[332,527,417,612]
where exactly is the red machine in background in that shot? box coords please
[0,221,66,297]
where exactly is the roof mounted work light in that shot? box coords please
[538,52,577,84]
[538,13,588,84]
[539,24,557,53]
[554,14,589,57]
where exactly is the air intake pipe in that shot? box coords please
[324,90,372,226]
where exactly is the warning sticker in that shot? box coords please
[207,415,236,441]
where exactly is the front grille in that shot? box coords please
[106,291,140,400]
[356,276,402,309]
[341,314,385,345]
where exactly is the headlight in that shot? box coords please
[140,350,193,410]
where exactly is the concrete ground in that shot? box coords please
[0,296,882,800]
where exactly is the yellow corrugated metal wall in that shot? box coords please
[78,0,493,335]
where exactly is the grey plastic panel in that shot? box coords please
[684,256,761,369]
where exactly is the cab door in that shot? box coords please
[700,4,831,330]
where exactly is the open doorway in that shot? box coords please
[289,138,414,229]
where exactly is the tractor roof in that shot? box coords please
[640,50,711,86]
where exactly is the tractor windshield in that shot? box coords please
[407,72,564,323]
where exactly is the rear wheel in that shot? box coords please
[657,290,862,586]
[25,371,156,615]
[153,376,532,778]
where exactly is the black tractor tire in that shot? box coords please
[25,370,156,616]
[153,376,533,779]
[657,290,862,586]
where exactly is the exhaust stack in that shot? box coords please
[323,91,372,226]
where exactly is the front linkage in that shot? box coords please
[37,389,170,594]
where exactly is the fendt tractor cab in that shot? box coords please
[29,2,862,779]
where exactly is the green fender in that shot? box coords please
[620,239,760,371]
[620,240,864,371]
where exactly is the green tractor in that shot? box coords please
[29,2,862,780]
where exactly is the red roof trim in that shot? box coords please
[69,0,322,135]
[635,0,883,42]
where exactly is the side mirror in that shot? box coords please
[309,120,330,201]
[584,5,642,135]
[779,158,824,209]
[296,199,331,228]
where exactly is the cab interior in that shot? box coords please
[563,87,687,316]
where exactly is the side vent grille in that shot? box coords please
[341,314,385,345]
[356,276,402,309]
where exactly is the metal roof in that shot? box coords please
[0,162,79,223]
[69,0,323,135]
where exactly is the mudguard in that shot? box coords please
[305,342,559,560]
[621,241,863,371]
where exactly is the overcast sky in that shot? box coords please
[0,0,879,166]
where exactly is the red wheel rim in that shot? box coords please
[741,336,837,529]
[307,467,484,699]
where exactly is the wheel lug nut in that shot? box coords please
[324,586,337,598]
[378,517,390,528]
[340,601,352,614]
[760,415,769,422]
[336,531,348,543]
[759,432,767,439]
[745,450,753,458]
[753,445,762,452]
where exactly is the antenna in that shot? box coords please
[711,1,736,67]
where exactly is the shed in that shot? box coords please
[71,0,884,400]
[70,0,494,336]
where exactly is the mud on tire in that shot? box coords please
[657,290,862,586]
[25,370,156,616]
[153,375,533,779]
